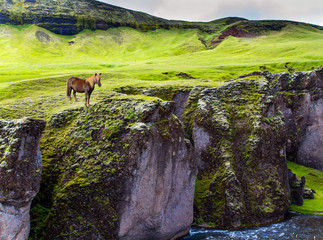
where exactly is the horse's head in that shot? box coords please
[95,73,102,87]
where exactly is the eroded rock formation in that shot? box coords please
[190,68,322,228]
[190,79,290,228]
[273,69,323,170]
[188,69,322,228]
[288,170,305,206]
[0,117,45,240]
[34,99,197,240]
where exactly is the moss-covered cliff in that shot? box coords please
[0,117,46,239]
[191,76,290,228]
[111,68,323,229]
[190,69,322,228]
[31,97,197,239]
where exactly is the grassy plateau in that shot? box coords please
[0,21,322,215]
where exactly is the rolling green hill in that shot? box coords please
[0,21,322,121]
[0,22,322,84]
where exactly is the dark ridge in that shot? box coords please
[210,20,323,48]
[209,17,248,25]
[233,20,323,32]
[0,0,229,34]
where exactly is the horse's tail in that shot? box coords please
[66,79,72,98]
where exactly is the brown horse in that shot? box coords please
[66,73,102,107]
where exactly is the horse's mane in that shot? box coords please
[86,74,97,88]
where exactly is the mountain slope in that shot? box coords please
[0,0,245,34]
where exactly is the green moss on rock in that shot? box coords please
[30,95,186,239]
[192,76,290,229]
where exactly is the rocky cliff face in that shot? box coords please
[190,78,290,228]
[190,69,322,228]
[0,0,169,34]
[273,69,323,170]
[115,68,322,230]
[32,99,197,239]
[0,117,45,240]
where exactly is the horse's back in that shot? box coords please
[68,77,89,93]
[67,77,82,84]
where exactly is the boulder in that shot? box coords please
[289,172,305,206]
[0,117,46,240]
[303,188,315,199]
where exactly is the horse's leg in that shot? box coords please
[67,86,72,100]
[85,92,88,107]
[88,93,91,106]
[73,90,78,102]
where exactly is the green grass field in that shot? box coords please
[1,23,322,85]
[0,22,322,120]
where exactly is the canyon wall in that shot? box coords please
[117,68,322,229]
[33,99,197,240]
[273,69,323,170]
[1,69,321,239]
[0,118,45,240]
[187,69,322,228]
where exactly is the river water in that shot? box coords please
[182,212,323,240]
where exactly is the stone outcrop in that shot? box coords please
[0,117,46,240]
[288,170,305,206]
[303,188,315,199]
[273,69,323,170]
[33,99,197,240]
[190,79,290,229]
[190,69,322,228]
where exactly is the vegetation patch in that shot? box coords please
[288,162,323,215]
